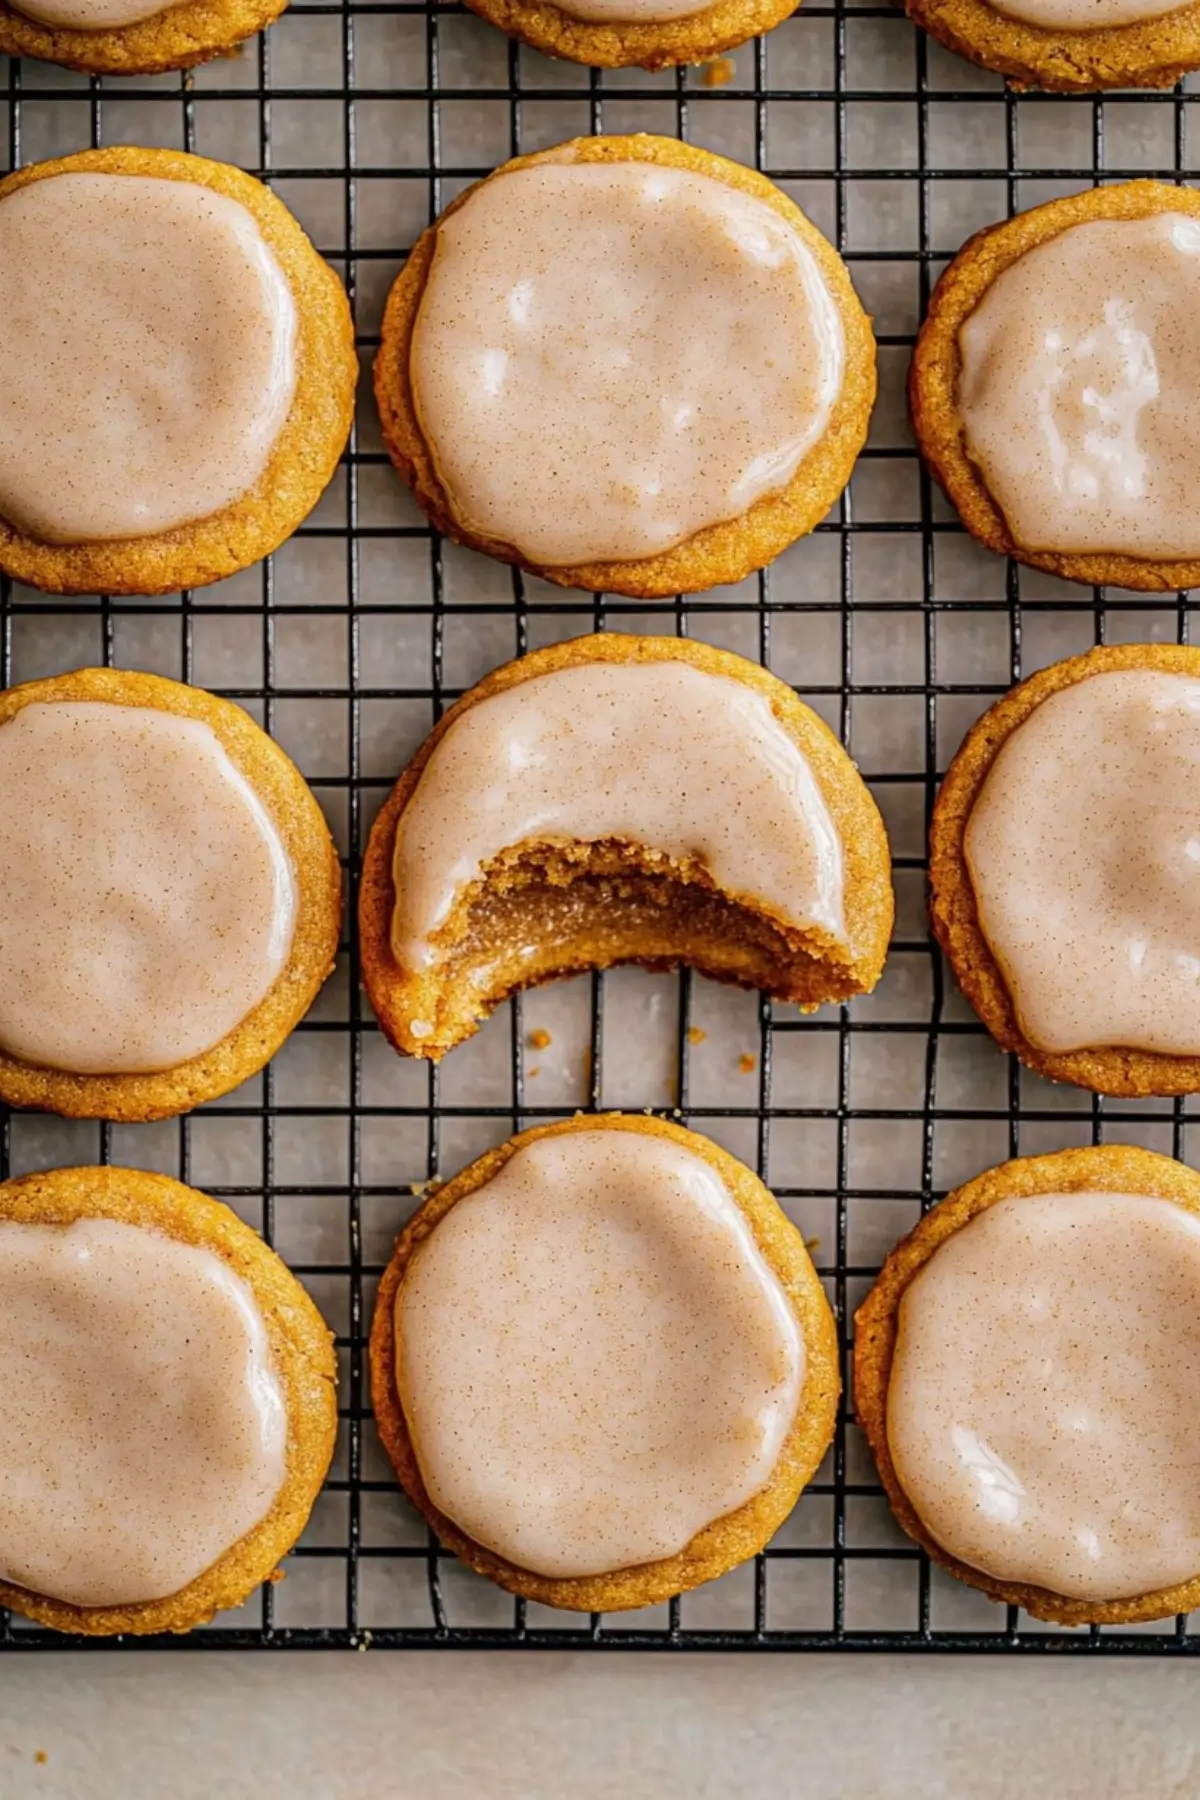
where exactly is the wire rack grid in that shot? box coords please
[3,0,1200,1654]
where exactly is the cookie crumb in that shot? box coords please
[738,1052,757,1074]
[528,1027,552,1050]
[528,1066,541,1078]
[698,55,735,85]
[34,1752,47,1766]
[686,1026,707,1045]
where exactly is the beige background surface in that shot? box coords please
[0,1653,1195,1799]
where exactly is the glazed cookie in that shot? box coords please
[0,0,286,75]
[0,148,356,596]
[0,1164,336,1637]
[855,1145,1200,1627]
[907,0,1200,92]
[360,633,893,1061]
[461,0,797,72]
[0,666,341,1123]
[912,183,1200,593]
[375,134,875,599]
[931,643,1200,1097]
[371,1114,840,1612]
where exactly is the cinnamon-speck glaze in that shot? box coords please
[964,668,1200,1056]
[409,161,844,567]
[11,0,175,26]
[958,214,1200,560]
[552,0,712,22]
[886,1189,1200,1602]
[0,701,296,1075]
[988,0,1186,29]
[0,1216,286,1608]
[0,173,296,544]
[390,658,846,973]
[395,1129,804,1578]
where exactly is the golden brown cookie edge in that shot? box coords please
[0,666,342,1122]
[461,0,796,70]
[853,1143,1200,1627]
[907,0,1200,93]
[369,1112,841,1613]
[0,148,356,596]
[358,632,893,1060]
[0,0,286,74]
[930,641,1200,1096]
[911,181,1200,593]
[0,1164,337,1636]
[374,133,876,599]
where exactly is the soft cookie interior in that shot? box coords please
[360,636,893,1062]
[391,838,862,1059]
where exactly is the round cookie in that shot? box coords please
[0,665,341,1123]
[359,632,893,1062]
[854,1143,1200,1627]
[912,182,1200,594]
[0,148,356,597]
[0,1164,336,1637]
[370,1112,840,1612]
[931,641,1200,1097]
[374,134,875,600]
[907,0,1200,92]
[0,0,286,74]
[461,0,798,72]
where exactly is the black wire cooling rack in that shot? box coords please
[4,0,1200,1652]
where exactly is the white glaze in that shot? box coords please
[958,213,1200,560]
[965,668,1200,1056]
[0,701,296,1076]
[553,0,711,24]
[390,658,846,973]
[989,0,1187,32]
[0,173,297,545]
[887,1189,1200,1602]
[0,1216,287,1608]
[13,0,175,29]
[410,161,845,566]
[396,1129,804,1578]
